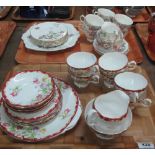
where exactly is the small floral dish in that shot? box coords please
[2,71,55,110]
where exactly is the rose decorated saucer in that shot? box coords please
[2,71,55,111]
[3,84,62,125]
[22,22,80,52]
[93,39,129,55]
[0,77,82,142]
[84,99,132,136]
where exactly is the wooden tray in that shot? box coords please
[11,7,75,21]
[146,6,155,14]
[0,21,16,57]
[15,20,143,64]
[0,64,155,148]
[135,23,155,61]
[86,7,150,23]
[0,7,12,19]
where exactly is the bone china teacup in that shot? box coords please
[93,8,115,22]
[114,72,152,108]
[96,22,124,51]
[98,52,137,88]
[67,52,99,88]
[80,14,104,42]
[114,14,133,36]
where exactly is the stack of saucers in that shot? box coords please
[0,71,82,142]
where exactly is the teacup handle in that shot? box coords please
[88,74,100,84]
[93,10,98,15]
[127,61,137,71]
[133,92,152,107]
[80,15,85,23]
[91,65,100,74]
[86,109,98,127]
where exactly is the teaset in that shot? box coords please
[66,51,152,140]
[80,8,133,55]
[0,8,151,143]
[68,8,151,139]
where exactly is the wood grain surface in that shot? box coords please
[135,23,155,61]
[0,21,16,57]
[15,20,143,64]
[0,64,155,148]
[11,7,75,21]
[86,7,150,23]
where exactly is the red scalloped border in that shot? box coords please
[0,73,80,143]
[2,70,55,109]
[3,84,62,124]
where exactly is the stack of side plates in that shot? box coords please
[22,22,80,52]
[0,71,82,142]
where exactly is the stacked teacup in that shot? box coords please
[98,52,136,88]
[67,52,100,88]
[80,14,104,43]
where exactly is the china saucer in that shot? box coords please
[93,39,129,55]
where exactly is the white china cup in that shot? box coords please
[98,52,137,88]
[96,22,124,51]
[80,14,104,42]
[84,90,132,139]
[67,52,99,88]
[93,8,115,22]
[114,72,152,108]
[114,14,133,36]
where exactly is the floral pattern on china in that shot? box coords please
[2,71,54,107]
[22,22,80,52]
[30,22,68,48]
[0,78,82,142]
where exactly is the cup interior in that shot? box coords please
[94,90,129,119]
[98,8,115,17]
[67,52,97,69]
[85,14,104,27]
[101,22,121,34]
[98,52,128,71]
[115,14,133,26]
[114,72,148,91]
